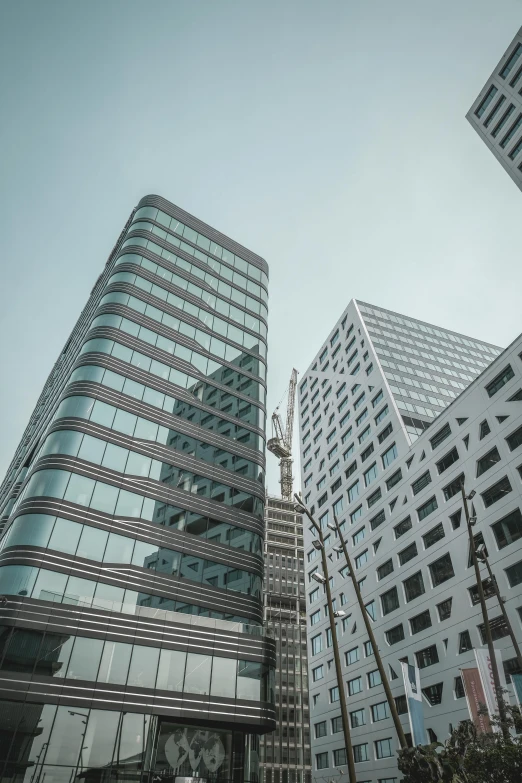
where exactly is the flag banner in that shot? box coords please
[512,673,522,709]
[401,661,427,746]
[461,667,491,734]
[474,648,507,731]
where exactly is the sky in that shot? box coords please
[0,0,521,497]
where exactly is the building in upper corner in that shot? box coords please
[467,26,522,191]
[0,195,275,783]
[299,299,522,782]
[260,497,311,783]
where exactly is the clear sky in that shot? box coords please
[0,0,521,496]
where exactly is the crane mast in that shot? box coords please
[267,369,298,501]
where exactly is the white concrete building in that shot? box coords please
[467,26,522,192]
[299,299,522,783]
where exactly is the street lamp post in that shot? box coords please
[331,513,408,750]
[475,542,522,674]
[461,486,508,733]
[295,494,356,783]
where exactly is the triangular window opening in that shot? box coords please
[420,450,426,461]
[463,435,470,450]
[389,665,398,680]
[373,537,382,553]
[456,417,468,425]
[496,415,509,423]
[389,497,398,512]
[406,456,414,469]
[402,496,408,505]
[479,420,491,440]
[443,638,448,650]
[351,622,357,634]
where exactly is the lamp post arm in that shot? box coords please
[333,514,408,749]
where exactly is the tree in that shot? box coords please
[397,706,522,783]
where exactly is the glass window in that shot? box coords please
[236,659,262,701]
[385,624,404,645]
[429,553,454,586]
[156,648,187,691]
[476,447,501,477]
[371,702,389,722]
[417,496,438,521]
[381,586,399,615]
[315,721,327,738]
[350,708,366,728]
[475,85,498,116]
[403,572,425,602]
[32,569,67,602]
[316,752,329,770]
[347,676,362,695]
[506,560,522,587]
[210,655,237,698]
[492,508,522,549]
[481,476,512,508]
[375,738,393,758]
[410,610,432,634]
[353,743,368,762]
[422,523,445,549]
[127,644,160,689]
[98,640,132,684]
[382,443,398,468]
[367,669,381,688]
[66,636,103,681]
[184,652,212,695]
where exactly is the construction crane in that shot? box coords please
[267,368,298,501]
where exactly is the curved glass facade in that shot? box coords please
[0,195,274,782]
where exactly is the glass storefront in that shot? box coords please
[0,700,260,783]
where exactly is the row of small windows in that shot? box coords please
[315,738,394,769]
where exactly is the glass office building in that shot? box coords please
[0,195,275,782]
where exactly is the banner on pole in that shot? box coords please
[461,667,491,734]
[401,661,427,746]
[474,648,507,731]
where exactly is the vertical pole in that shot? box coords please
[461,486,508,733]
[481,555,522,673]
[333,514,408,749]
[295,495,356,783]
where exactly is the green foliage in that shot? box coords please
[397,706,522,783]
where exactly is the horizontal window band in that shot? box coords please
[0,554,262,622]
[0,610,274,663]
[60,378,264,465]
[73,349,266,426]
[128,214,269,296]
[22,456,265,532]
[136,195,269,274]
[9,499,263,574]
[95,296,266,370]
[83,325,266,411]
[100,275,266,348]
[86,322,266,390]
[0,681,277,732]
[122,230,266,312]
[118,240,267,327]
[1,596,275,658]
[46,417,265,500]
